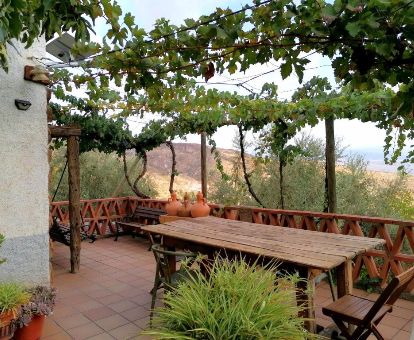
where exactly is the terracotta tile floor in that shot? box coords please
[44,237,414,339]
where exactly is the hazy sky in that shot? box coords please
[91,1,405,170]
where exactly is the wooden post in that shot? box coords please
[201,132,207,198]
[325,117,337,213]
[67,135,81,273]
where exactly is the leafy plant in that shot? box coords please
[144,257,313,339]
[0,283,30,316]
[0,1,125,70]
[12,286,56,329]
[355,268,381,294]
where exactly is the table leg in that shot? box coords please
[296,268,316,333]
[336,260,353,298]
[336,260,354,333]
[162,236,177,274]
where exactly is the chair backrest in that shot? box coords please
[151,244,173,284]
[362,266,414,324]
[386,266,414,305]
[151,244,198,285]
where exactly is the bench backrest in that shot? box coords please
[130,206,166,224]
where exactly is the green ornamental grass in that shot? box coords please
[144,257,314,339]
[0,283,30,315]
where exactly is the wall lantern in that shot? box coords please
[15,99,32,111]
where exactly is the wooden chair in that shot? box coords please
[322,266,414,340]
[149,244,198,322]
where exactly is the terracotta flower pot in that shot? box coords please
[14,315,45,340]
[165,192,182,216]
[0,310,16,340]
[190,192,210,218]
[177,193,192,217]
[0,311,15,328]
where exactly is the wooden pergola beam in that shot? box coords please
[200,132,207,198]
[67,136,81,273]
[49,124,82,273]
[49,125,81,138]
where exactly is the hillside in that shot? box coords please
[146,143,240,197]
[145,143,414,198]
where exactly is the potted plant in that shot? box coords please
[12,286,56,340]
[0,234,30,339]
[144,257,315,339]
[0,283,30,335]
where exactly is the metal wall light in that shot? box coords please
[15,99,32,111]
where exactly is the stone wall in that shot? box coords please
[0,38,50,285]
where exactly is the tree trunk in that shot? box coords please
[325,117,337,213]
[201,132,208,198]
[238,125,264,207]
[166,142,177,194]
[67,136,81,273]
[279,161,285,209]
[122,152,150,198]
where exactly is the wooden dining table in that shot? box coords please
[142,216,385,333]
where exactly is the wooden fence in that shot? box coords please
[51,197,414,288]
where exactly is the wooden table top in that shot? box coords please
[142,216,385,270]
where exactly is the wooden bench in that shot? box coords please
[115,206,166,241]
[49,218,96,246]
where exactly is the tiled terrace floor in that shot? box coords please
[44,237,414,340]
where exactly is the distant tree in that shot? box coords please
[256,121,303,209]
[50,149,157,201]
[210,136,414,221]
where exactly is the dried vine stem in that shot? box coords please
[122,151,150,198]
[238,125,265,207]
[165,141,177,194]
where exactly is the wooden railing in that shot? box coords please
[50,197,414,288]
[50,197,168,235]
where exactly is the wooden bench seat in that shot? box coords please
[49,219,96,246]
[322,294,392,325]
[115,206,166,241]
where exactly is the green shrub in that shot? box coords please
[0,283,30,315]
[144,257,313,339]
[50,149,157,200]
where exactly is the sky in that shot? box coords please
[90,0,408,172]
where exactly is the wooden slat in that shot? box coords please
[49,125,81,137]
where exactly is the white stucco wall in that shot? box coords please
[0,38,50,285]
